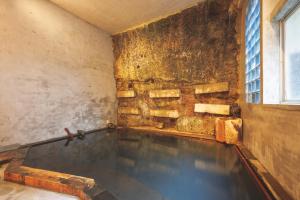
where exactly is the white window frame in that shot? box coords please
[280,3,300,105]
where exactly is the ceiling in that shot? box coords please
[49,0,202,34]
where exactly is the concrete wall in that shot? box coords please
[0,0,116,147]
[112,0,241,134]
[241,0,300,199]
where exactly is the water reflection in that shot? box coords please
[24,129,265,200]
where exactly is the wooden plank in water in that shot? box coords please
[150,109,179,118]
[149,89,180,98]
[194,104,230,115]
[195,82,229,94]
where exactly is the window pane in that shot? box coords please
[284,6,300,101]
[245,0,261,104]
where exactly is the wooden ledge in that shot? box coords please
[235,144,293,200]
[5,165,94,200]
[2,148,112,200]
[122,127,215,141]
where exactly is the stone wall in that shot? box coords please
[0,0,116,146]
[112,0,241,135]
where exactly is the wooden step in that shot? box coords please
[149,89,180,98]
[195,82,229,94]
[194,103,230,115]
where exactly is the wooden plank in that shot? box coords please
[150,110,179,118]
[194,104,230,115]
[195,82,229,94]
[5,164,95,200]
[3,148,98,200]
[118,107,140,115]
[117,90,136,98]
[149,89,180,98]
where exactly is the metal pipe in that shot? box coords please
[21,126,115,148]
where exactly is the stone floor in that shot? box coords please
[0,163,79,200]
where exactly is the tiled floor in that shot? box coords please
[0,163,79,200]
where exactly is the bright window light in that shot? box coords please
[282,5,300,103]
[245,0,261,104]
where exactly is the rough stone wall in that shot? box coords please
[0,0,116,146]
[113,0,240,135]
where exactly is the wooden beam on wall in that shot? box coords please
[150,109,180,118]
[117,90,136,98]
[194,104,230,115]
[195,82,229,94]
[149,89,180,98]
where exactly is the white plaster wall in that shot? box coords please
[0,0,116,146]
[262,0,281,104]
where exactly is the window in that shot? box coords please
[245,0,261,104]
[282,4,300,103]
